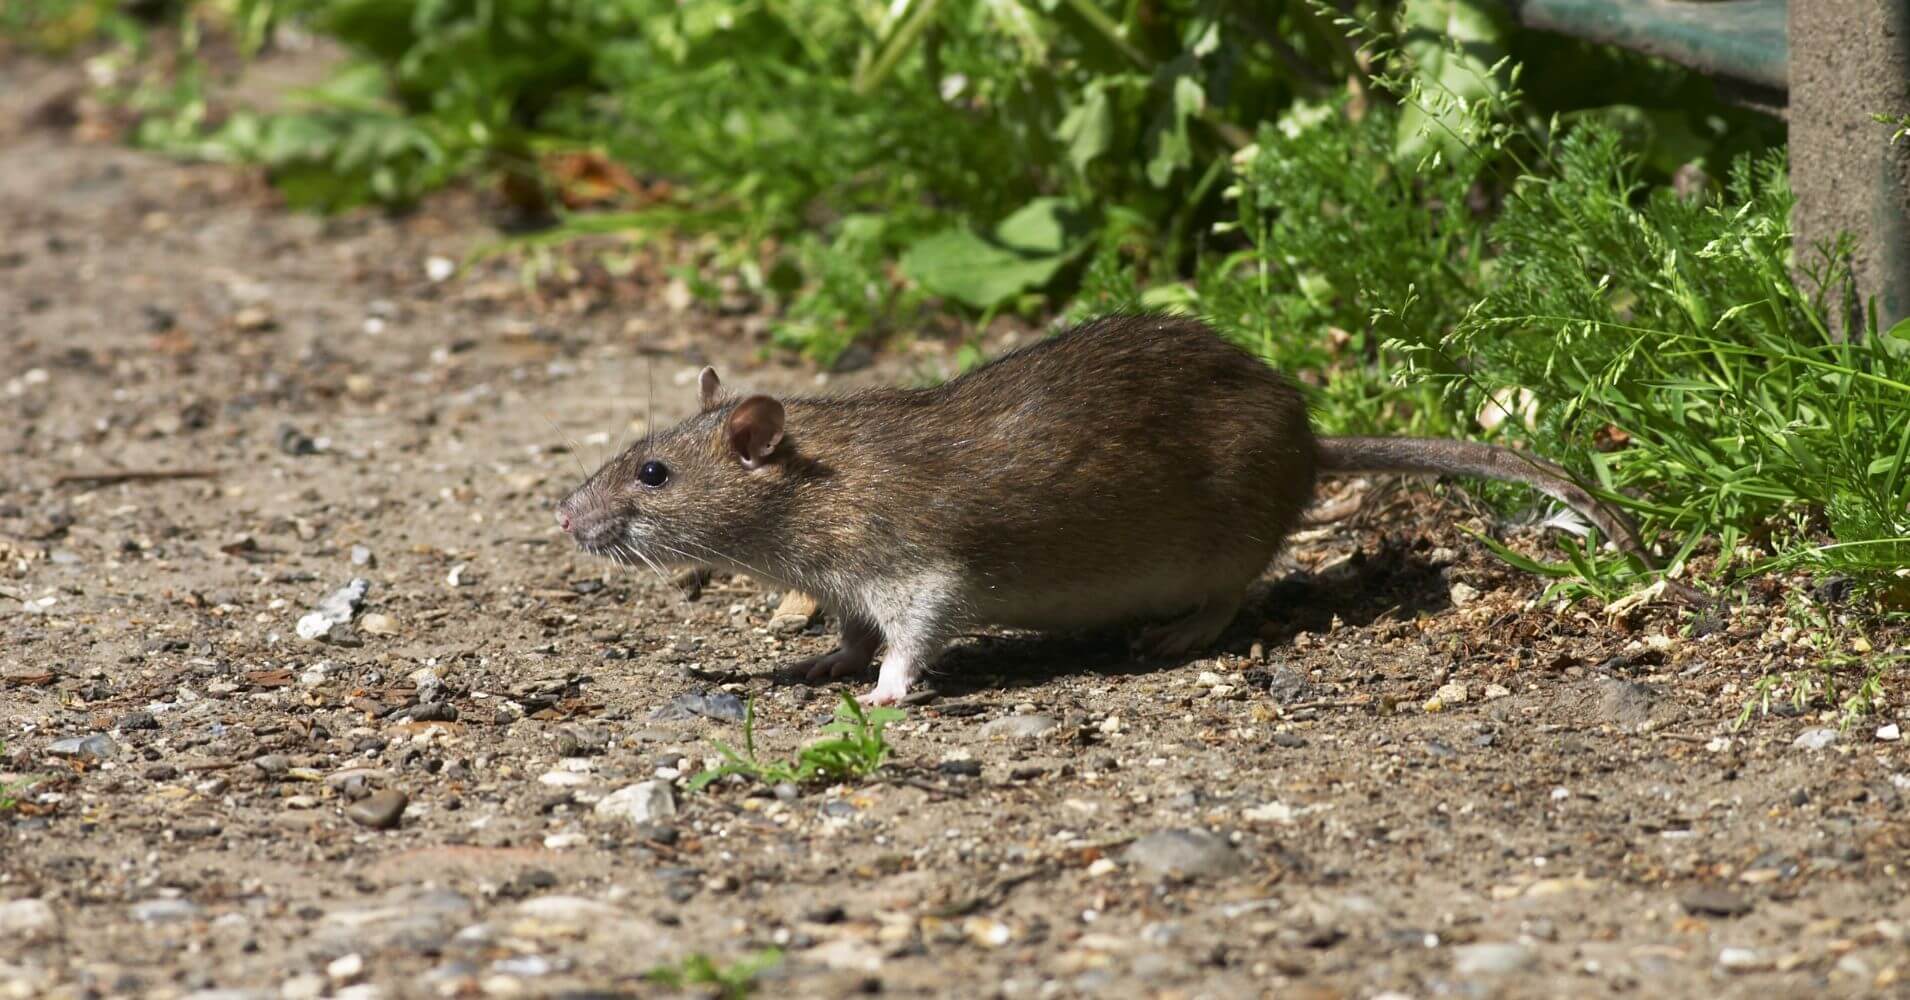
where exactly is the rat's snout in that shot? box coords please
[555,493,621,553]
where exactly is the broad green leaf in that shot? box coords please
[993,196,1080,254]
[1146,72,1204,187]
[901,229,1064,308]
[1058,86,1113,175]
[902,198,1087,308]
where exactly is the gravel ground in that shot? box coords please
[2,50,1907,1000]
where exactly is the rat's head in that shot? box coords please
[556,367,792,572]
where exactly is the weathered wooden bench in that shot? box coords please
[1503,0,1909,331]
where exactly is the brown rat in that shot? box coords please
[557,314,1653,705]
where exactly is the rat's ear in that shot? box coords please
[698,367,721,410]
[725,395,785,468]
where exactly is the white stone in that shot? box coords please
[1453,942,1536,975]
[0,899,57,938]
[594,781,675,825]
[1792,728,1838,751]
[326,953,364,982]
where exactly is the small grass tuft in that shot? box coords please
[687,693,902,791]
[646,948,784,1000]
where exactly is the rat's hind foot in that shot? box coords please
[858,652,918,706]
[1136,594,1243,659]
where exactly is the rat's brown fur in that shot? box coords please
[558,314,1646,705]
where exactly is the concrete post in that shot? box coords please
[1789,0,1910,334]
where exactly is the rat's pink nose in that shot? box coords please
[556,509,572,533]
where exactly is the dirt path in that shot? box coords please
[2,53,1905,1000]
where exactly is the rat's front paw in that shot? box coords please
[789,645,875,681]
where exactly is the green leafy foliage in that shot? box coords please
[1,0,166,53]
[1395,134,1910,581]
[687,693,903,791]
[646,949,784,999]
[47,1,1910,598]
[1391,0,1510,166]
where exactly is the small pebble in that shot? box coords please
[359,613,399,636]
[0,899,57,938]
[1452,942,1535,975]
[46,734,116,759]
[326,953,365,982]
[1425,681,1468,712]
[1792,728,1838,751]
[346,789,409,830]
[1681,887,1753,917]
[648,691,746,723]
[595,781,676,825]
[980,715,1058,740]
[297,579,369,642]
[1122,829,1243,879]
[116,711,159,732]
[130,898,202,924]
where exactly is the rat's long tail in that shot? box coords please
[1316,436,1648,562]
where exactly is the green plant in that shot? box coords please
[646,948,784,999]
[1733,599,1900,729]
[687,693,903,791]
[1876,112,1910,146]
[1,741,22,814]
[92,0,1910,595]
[0,0,167,53]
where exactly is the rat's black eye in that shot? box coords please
[637,460,670,488]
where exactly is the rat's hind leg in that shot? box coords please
[1136,589,1244,658]
[789,614,881,681]
[858,575,962,706]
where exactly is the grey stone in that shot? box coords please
[1123,829,1244,878]
[131,898,202,924]
[648,691,746,723]
[115,710,158,732]
[46,734,116,759]
[1681,887,1753,917]
[979,714,1059,740]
